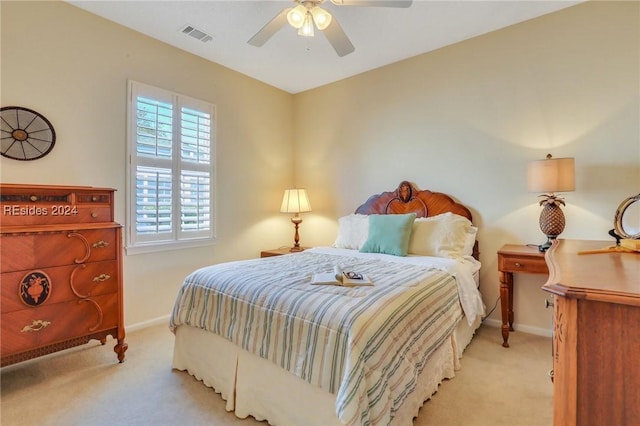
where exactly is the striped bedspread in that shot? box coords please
[170,250,463,426]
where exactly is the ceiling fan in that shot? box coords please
[248,0,412,57]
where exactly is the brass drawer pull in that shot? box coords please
[514,262,522,267]
[91,212,98,218]
[21,319,51,333]
[29,195,39,202]
[92,240,109,248]
[93,274,111,283]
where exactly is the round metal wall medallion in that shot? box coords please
[1,106,56,161]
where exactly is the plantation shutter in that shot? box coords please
[127,81,215,251]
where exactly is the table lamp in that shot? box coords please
[527,154,575,252]
[280,188,312,252]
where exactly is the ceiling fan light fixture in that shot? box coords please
[311,6,332,30]
[286,4,307,29]
[249,0,412,56]
[298,12,315,37]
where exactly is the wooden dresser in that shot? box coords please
[543,239,640,426]
[1,184,126,367]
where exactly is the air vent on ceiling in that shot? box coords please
[180,25,213,43]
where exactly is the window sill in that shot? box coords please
[125,238,216,255]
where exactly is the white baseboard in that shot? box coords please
[126,314,171,333]
[482,318,552,338]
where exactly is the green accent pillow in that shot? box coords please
[360,213,417,256]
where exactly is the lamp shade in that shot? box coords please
[280,189,312,214]
[298,12,314,37]
[527,156,575,193]
[286,4,307,29]
[311,6,332,30]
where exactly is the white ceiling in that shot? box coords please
[67,1,582,94]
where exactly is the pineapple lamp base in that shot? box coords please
[538,237,556,252]
[537,200,566,252]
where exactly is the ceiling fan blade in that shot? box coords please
[331,0,412,7]
[247,8,290,47]
[323,18,355,57]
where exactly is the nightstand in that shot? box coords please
[260,247,306,258]
[497,244,549,347]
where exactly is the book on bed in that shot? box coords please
[311,266,373,286]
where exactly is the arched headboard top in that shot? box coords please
[355,181,473,222]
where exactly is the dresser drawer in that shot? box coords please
[0,205,112,227]
[1,294,120,357]
[1,228,117,272]
[1,260,119,314]
[499,254,548,274]
[0,188,113,227]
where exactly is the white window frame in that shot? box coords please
[125,80,216,255]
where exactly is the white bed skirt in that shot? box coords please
[172,315,481,425]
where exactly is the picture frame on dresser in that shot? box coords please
[0,184,127,367]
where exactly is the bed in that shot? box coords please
[170,181,484,426]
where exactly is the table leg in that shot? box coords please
[499,271,513,347]
[508,276,514,332]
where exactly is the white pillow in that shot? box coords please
[463,225,478,256]
[408,212,476,258]
[333,214,369,250]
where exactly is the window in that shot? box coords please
[126,81,215,254]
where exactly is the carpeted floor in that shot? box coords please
[1,323,552,426]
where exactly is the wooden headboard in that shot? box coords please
[355,181,473,222]
[355,181,478,259]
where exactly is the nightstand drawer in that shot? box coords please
[499,254,548,274]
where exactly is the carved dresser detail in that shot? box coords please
[1,184,126,367]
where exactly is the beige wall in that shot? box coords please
[1,1,295,327]
[294,1,639,335]
[2,1,638,336]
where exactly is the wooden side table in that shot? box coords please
[497,244,549,347]
[260,247,306,258]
